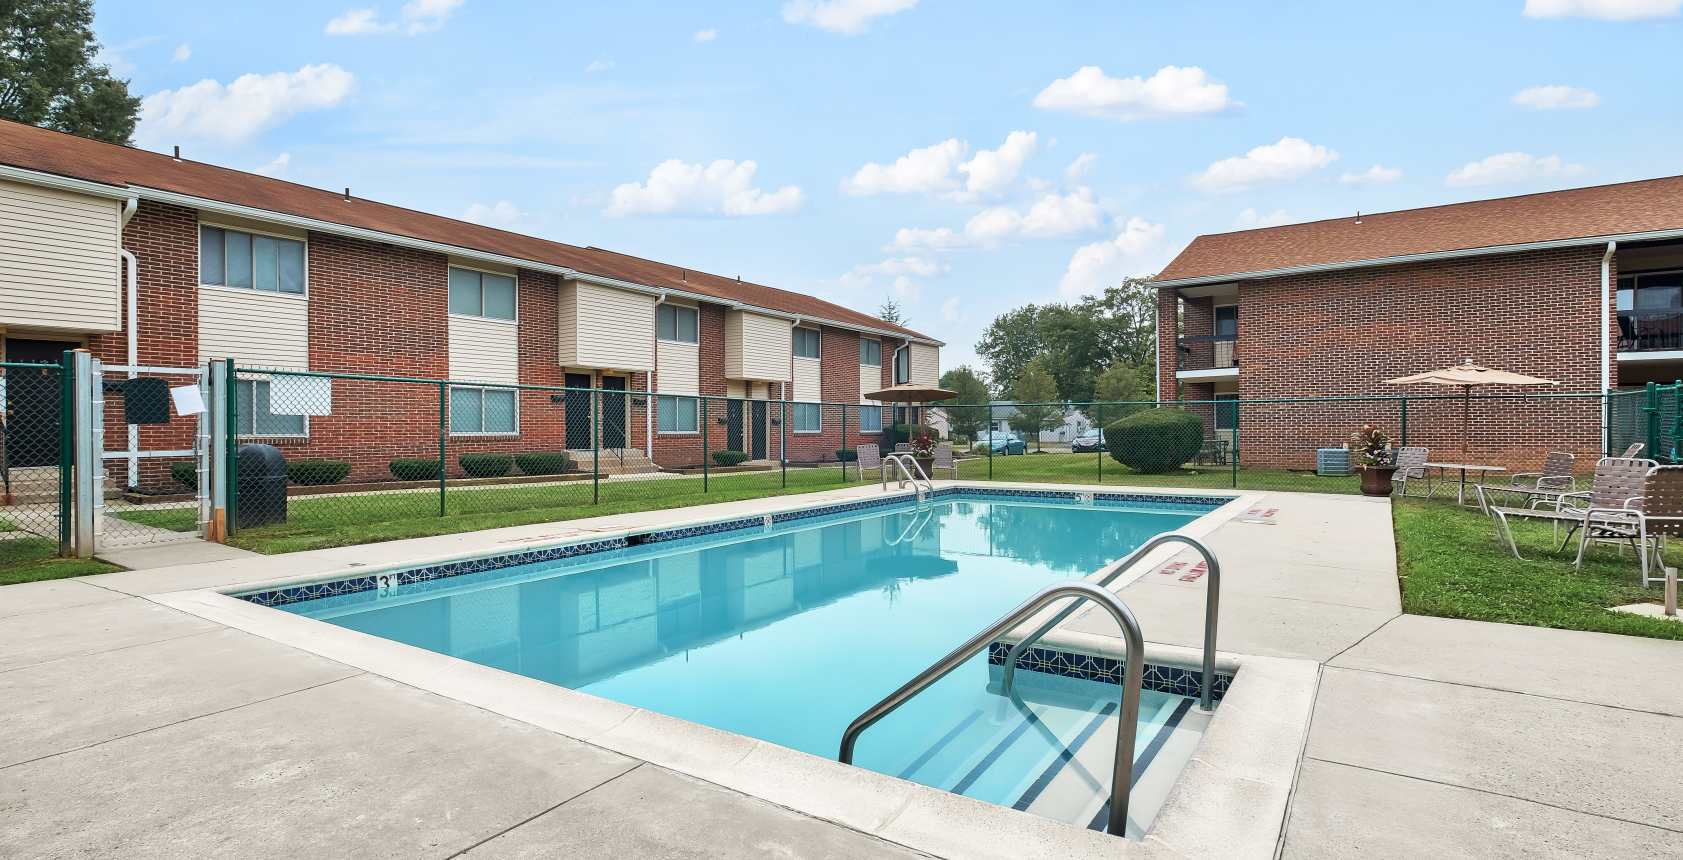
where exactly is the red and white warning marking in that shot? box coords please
[1156,560,1208,582]
[1237,506,1278,524]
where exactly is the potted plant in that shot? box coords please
[909,426,938,477]
[1348,423,1397,496]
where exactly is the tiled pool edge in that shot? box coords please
[987,642,1234,701]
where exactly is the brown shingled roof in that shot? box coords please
[0,119,934,342]
[1157,175,1683,284]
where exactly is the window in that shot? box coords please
[235,380,306,437]
[859,338,881,366]
[858,406,883,432]
[1214,393,1238,431]
[793,402,821,433]
[657,395,699,433]
[450,386,517,434]
[448,267,516,321]
[1214,305,1238,338]
[793,327,820,359]
[893,346,910,384]
[657,305,700,344]
[200,226,304,294]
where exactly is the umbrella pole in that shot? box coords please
[1462,386,1471,458]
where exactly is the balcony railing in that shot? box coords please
[1620,309,1683,353]
[1177,334,1238,373]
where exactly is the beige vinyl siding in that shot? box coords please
[656,340,700,395]
[909,343,940,386]
[557,280,654,371]
[726,380,746,399]
[793,357,821,401]
[726,310,792,380]
[448,315,519,384]
[860,363,881,404]
[198,288,308,368]
[0,179,121,333]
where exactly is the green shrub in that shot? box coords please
[170,461,197,491]
[515,451,573,475]
[1106,409,1204,474]
[389,458,442,481]
[835,448,857,462]
[712,450,750,467]
[459,453,513,478]
[287,459,351,486]
[889,423,916,444]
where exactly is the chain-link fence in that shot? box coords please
[1,359,71,566]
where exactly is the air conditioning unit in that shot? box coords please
[1316,447,1351,476]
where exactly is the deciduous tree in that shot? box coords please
[1,0,141,144]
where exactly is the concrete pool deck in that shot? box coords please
[3,482,1682,857]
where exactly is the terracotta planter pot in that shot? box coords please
[914,456,935,478]
[1360,465,1398,496]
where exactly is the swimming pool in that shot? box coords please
[247,489,1232,837]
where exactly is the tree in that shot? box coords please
[976,274,1160,405]
[1079,275,1158,367]
[1,0,141,144]
[976,304,1044,398]
[877,298,906,326]
[938,366,990,442]
[1008,357,1061,451]
[1036,305,1105,404]
[1091,362,1151,428]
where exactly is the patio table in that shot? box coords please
[1424,462,1506,506]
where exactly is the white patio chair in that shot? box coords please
[1392,446,1430,497]
[855,443,881,480]
[931,443,956,479]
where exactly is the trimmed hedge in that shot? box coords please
[170,461,197,491]
[389,458,442,481]
[287,459,351,486]
[515,451,573,475]
[1106,409,1204,474]
[459,453,513,478]
[835,448,857,462]
[712,450,750,467]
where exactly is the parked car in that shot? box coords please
[1071,428,1107,453]
[977,431,1027,455]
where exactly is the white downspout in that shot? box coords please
[1601,240,1617,451]
[649,292,667,460]
[120,196,139,487]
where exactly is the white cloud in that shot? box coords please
[958,131,1037,197]
[172,43,191,62]
[1033,65,1235,120]
[855,256,949,278]
[1058,218,1169,299]
[1234,208,1292,229]
[606,159,803,217]
[463,201,523,228]
[1445,152,1588,187]
[1523,0,1681,19]
[693,28,718,42]
[940,295,961,323]
[842,131,1037,200]
[584,59,615,73]
[893,188,1105,250]
[1339,164,1403,185]
[1513,85,1600,109]
[1064,152,1097,182]
[326,0,462,36]
[1192,137,1338,194]
[889,226,967,250]
[138,64,355,144]
[253,153,291,176]
[781,0,918,34]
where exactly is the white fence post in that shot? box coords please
[71,351,103,558]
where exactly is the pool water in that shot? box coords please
[279,494,1216,835]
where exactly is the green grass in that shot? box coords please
[1394,498,1683,640]
[0,537,121,586]
[118,467,875,554]
[954,451,1359,494]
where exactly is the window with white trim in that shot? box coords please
[450,386,518,434]
[448,266,516,321]
[892,346,910,384]
[859,338,881,366]
[657,395,698,433]
[859,405,883,432]
[236,380,306,437]
[200,225,305,294]
[793,402,820,433]
[657,305,699,344]
[793,327,820,359]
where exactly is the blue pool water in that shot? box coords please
[275,493,1218,830]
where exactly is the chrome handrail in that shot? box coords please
[886,506,935,546]
[838,580,1144,837]
[881,452,932,494]
[1001,533,1220,712]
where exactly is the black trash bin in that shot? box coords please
[236,443,288,528]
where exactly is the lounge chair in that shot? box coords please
[1633,465,1683,586]
[1483,456,1654,560]
[1623,442,1645,457]
[1478,451,1576,513]
[931,443,956,479]
[855,443,881,480]
[1392,446,1430,496]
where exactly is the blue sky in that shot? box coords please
[91,0,1683,374]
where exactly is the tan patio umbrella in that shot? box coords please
[1384,359,1556,456]
[862,383,958,433]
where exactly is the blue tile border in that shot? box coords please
[237,487,1233,610]
[987,642,1232,701]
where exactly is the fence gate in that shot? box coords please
[69,353,211,557]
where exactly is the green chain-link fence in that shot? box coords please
[1,357,73,567]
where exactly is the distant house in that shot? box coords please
[986,401,1092,443]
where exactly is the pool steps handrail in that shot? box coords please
[881,452,933,496]
[1001,533,1220,712]
[838,580,1145,838]
[886,506,936,546]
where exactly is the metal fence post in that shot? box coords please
[780,398,788,488]
[701,396,710,493]
[841,404,849,482]
[70,351,99,559]
[1096,403,1104,483]
[56,350,74,556]
[224,359,238,536]
[206,359,229,543]
[987,404,994,480]
[1645,381,1661,459]
[437,382,448,516]
[592,387,601,505]
[1230,398,1239,489]
[1399,396,1409,448]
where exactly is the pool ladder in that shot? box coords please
[836,533,1222,838]
[881,452,933,498]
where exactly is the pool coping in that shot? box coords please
[151,480,1317,859]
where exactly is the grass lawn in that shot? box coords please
[118,467,874,554]
[0,537,121,586]
[954,451,1359,494]
[1393,498,1683,640]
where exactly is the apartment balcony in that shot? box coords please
[1176,334,1239,382]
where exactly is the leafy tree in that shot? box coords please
[1,0,141,144]
[1095,363,1150,404]
[1078,275,1159,367]
[1007,357,1061,451]
[1036,305,1105,404]
[877,298,906,325]
[938,365,990,441]
[975,274,1159,404]
[976,305,1044,398]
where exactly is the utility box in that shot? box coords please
[1316,447,1352,476]
[236,443,288,528]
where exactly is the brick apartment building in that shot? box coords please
[1154,176,1683,469]
[0,120,940,485]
